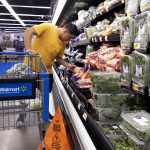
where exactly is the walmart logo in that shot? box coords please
[20,86,27,92]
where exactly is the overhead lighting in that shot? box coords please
[0,4,51,9]
[0,26,26,28]
[0,13,45,17]
[0,23,34,26]
[0,0,26,26]
[0,19,49,22]
[52,0,67,24]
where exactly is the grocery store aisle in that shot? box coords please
[0,126,40,150]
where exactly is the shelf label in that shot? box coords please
[82,113,87,121]
[78,103,81,110]
[121,0,125,3]
[92,38,94,42]
[71,93,74,98]
[105,36,108,41]
[133,84,139,91]
[95,37,97,42]
[121,44,126,49]
[134,43,140,49]
[99,37,102,41]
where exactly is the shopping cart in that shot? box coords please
[0,52,50,150]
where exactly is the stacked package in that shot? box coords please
[120,110,150,150]
[91,71,131,122]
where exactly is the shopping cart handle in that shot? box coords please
[0,52,28,55]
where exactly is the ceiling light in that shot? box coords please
[0,19,49,22]
[0,23,34,26]
[0,0,26,26]
[52,0,67,24]
[0,13,45,17]
[0,4,51,9]
[0,26,26,28]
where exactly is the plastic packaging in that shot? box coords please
[92,92,130,107]
[120,125,150,150]
[100,124,124,140]
[140,0,150,12]
[95,107,129,122]
[120,55,133,88]
[121,110,150,141]
[134,12,150,53]
[125,0,140,17]
[132,51,150,94]
[91,71,121,83]
[91,83,123,94]
[120,17,134,50]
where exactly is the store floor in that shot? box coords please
[0,126,42,150]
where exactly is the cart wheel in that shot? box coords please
[16,113,26,128]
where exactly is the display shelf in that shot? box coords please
[70,39,90,47]
[91,34,120,43]
[91,0,125,26]
[53,64,115,150]
[78,0,125,31]
[52,66,97,150]
[64,79,115,150]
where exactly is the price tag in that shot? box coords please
[134,43,140,49]
[71,93,74,98]
[82,113,87,121]
[121,0,125,3]
[92,38,94,42]
[121,44,126,49]
[95,37,97,42]
[105,36,108,41]
[78,103,81,110]
[133,84,139,91]
[99,36,102,41]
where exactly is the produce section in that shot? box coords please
[55,0,150,149]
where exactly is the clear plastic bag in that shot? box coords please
[125,0,140,17]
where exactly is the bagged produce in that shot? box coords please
[120,55,133,88]
[100,124,125,139]
[121,110,150,142]
[134,12,150,53]
[95,107,122,121]
[140,0,150,12]
[120,125,150,150]
[132,51,150,94]
[111,138,136,150]
[92,92,130,107]
[91,71,121,83]
[125,0,140,17]
[120,17,134,50]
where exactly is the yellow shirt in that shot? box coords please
[32,23,66,73]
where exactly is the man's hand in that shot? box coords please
[27,49,36,55]
[68,64,76,71]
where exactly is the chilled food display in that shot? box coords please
[121,110,150,142]
[121,125,150,150]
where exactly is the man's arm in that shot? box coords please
[24,27,37,53]
[56,57,75,70]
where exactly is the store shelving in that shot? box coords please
[91,34,120,43]
[70,39,90,47]
[53,64,115,150]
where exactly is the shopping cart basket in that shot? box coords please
[0,52,50,149]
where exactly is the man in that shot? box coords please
[24,22,79,119]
